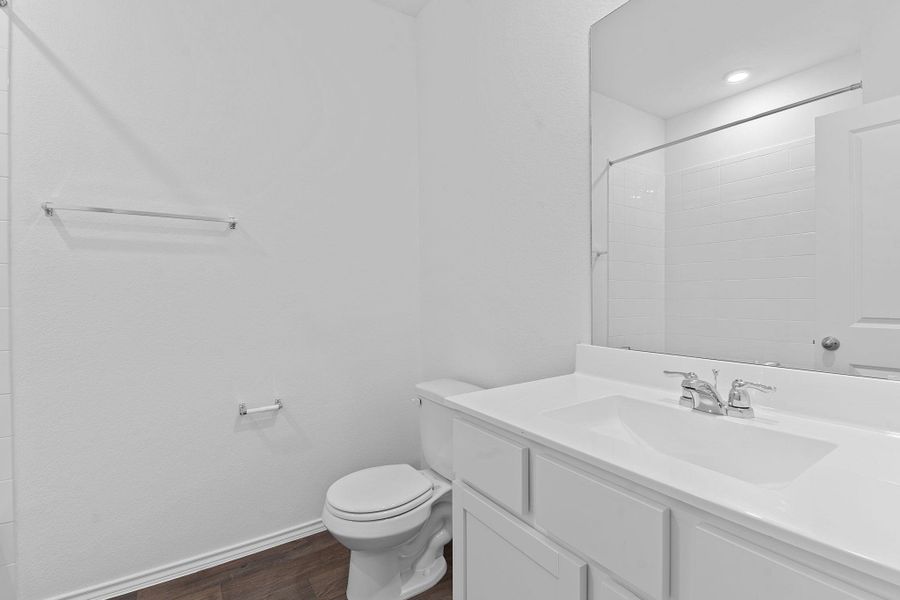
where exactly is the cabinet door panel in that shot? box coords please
[533,455,669,600]
[691,525,875,600]
[453,485,586,600]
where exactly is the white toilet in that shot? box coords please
[322,379,482,600]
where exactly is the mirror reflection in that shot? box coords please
[591,0,900,378]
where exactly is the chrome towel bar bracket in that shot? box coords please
[239,399,283,416]
[42,202,237,230]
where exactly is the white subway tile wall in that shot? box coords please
[665,139,817,368]
[608,164,666,352]
[0,7,12,599]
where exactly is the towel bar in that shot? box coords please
[42,202,237,230]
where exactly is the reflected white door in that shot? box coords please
[816,96,900,378]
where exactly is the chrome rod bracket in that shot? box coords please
[239,399,283,416]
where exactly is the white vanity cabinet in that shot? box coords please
[451,416,897,600]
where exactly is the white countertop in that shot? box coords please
[445,370,900,587]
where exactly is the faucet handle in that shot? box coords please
[731,379,776,395]
[727,379,776,418]
[664,370,698,408]
[663,370,698,380]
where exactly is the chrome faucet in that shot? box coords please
[664,370,776,419]
[664,369,726,415]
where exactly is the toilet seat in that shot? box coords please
[326,464,434,522]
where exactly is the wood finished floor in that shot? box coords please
[110,531,452,600]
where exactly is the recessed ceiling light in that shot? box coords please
[725,69,751,84]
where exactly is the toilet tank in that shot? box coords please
[416,379,483,480]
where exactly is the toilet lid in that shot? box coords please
[326,464,434,521]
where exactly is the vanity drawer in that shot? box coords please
[533,456,669,600]
[453,419,529,515]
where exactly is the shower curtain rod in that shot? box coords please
[607,81,863,166]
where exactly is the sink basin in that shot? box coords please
[542,395,836,487]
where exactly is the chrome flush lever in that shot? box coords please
[727,380,776,419]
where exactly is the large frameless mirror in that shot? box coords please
[591,0,900,379]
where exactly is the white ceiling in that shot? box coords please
[591,0,869,118]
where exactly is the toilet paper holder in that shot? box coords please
[239,399,283,416]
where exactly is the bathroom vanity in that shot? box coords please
[444,345,900,600]
[567,1,900,596]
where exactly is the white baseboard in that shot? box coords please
[43,519,327,600]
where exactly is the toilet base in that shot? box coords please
[346,551,447,600]
[345,499,452,600]
[399,555,447,599]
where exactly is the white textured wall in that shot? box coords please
[862,0,900,103]
[371,0,431,17]
[10,1,421,598]
[0,8,12,599]
[416,0,626,387]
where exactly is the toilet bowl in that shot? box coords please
[323,466,452,600]
[322,379,482,600]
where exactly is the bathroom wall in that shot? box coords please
[665,139,818,367]
[608,163,665,352]
[591,93,666,350]
[416,0,627,387]
[10,2,421,599]
[0,8,11,599]
[371,0,431,16]
[862,0,900,103]
[663,55,862,368]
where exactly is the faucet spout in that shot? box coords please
[683,379,726,415]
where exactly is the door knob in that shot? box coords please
[821,336,841,351]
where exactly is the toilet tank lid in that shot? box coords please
[416,379,483,406]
